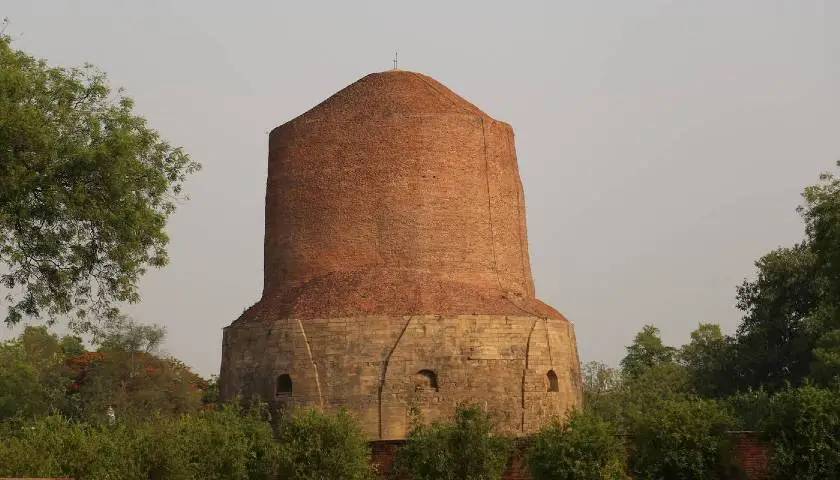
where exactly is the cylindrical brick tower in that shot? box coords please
[220,70,582,439]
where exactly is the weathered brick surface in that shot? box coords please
[731,432,770,480]
[220,70,582,439]
[245,69,564,320]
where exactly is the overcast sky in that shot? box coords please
[3,1,838,376]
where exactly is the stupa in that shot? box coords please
[219,70,582,439]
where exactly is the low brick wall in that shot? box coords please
[731,432,770,480]
[370,432,771,480]
[370,440,402,478]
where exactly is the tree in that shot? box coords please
[68,351,206,421]
[762,384,840,480]
[734,245,820,391]
[275,408,374,480]
[620,325,676,378]
[394,404,512,480]
[731,163,840,391]
[582,361,622,401]
[67,319,206,421]
[0,35,199,330]
[0,326,80,419]
[581,361,625,425]
[679,324,737,397]
[92,315,165,353]
[811,329,840,385]
[800,162,840,386]
[528,410,628,480]
[801,162,840,303]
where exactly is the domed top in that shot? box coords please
[240,70,565,322]
[276,70,496,130]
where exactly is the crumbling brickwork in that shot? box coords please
[220,70,582,439]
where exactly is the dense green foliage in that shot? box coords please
[731,163,840,392]
[679,324,736,398]
[0,326,81,418]
[761,384,840,479]
[527,411,628,480]
[0,35,199,329]
[0,406,279,480]
[620,325,676,378]
[0,397,377,480]
[275,408,375,480]
[585,357,736,478]
[627,396,736,480]
[70,350,205,422]
[395,404,512,480]
[0,323,206,422]
[734,244,821,391]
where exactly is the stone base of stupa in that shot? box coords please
[219,315,582,440]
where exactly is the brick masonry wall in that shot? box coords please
[731,432,770,480]
[260,70,542,318]
[370,433,772,480]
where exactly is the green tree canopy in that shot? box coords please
[92,315,165,353]
[620,325,676,378]
[0,326,80,419]
[679,323,737,397]
[68,318,205,421]
[0,35,199,330]
[734,245,820,390]
[732,162,840,391]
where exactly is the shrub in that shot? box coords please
[528,410,628,480]
[394,404,512,480]
[172,404,280,480]
[0,405,279,479]
[725,388,770,430]
[627,396,736,480]
[762,384,840,480]
[275,408,374,480]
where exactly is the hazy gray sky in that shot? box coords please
[3,1,838,376]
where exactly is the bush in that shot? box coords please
[762,384,840,480]
[528,410,628,480]
[725,388,770,430]
[394,404,512,480]
[275,408,374,480]
[0,405,279,479]
[627,396,736,480]
[171,405,280,480]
